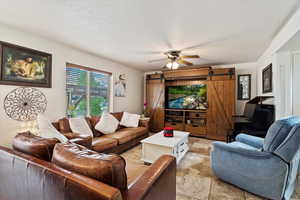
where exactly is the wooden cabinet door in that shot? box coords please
[207,80,235,140]
[146,79,165,132]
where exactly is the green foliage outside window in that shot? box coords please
[66,66,110,117]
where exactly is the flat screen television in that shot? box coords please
[166,84,208,110]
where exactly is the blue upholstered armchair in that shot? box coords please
[211,116,300,200]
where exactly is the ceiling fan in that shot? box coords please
[148,50,200,70]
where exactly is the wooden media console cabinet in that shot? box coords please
[146,67,236,141]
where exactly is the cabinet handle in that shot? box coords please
[180,149,184,153]
[171,123,176,125]
[192,125,199,127]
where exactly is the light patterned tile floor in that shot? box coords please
[121,136,300,200]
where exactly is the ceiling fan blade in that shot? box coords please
[148,58,169,63]
[180,55,200,59]
[177,59,193,66]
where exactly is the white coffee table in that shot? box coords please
[141,131,190,165]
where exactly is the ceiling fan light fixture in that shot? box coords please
[166,61,179,70]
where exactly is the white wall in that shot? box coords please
[213,63,257,115]
[0,23,144,147]
[292,52,300,116]
[256,7,300,119]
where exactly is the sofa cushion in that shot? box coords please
[111,112,123,121]
[102,127,148,145]
[120,127,148,138]
[102,130,137,145]
[69,137,92,148]
[13,132,59,161]
[52,143,127,191]
[92,137,118,152]
[62,132,81,140]
[126,160,149,186]
[263,116,300,152]
[89,116,103,137]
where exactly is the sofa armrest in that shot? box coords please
[212,141,268,158]
[139,119,150,129]
[235,134,264,149]
[126,155,176,200]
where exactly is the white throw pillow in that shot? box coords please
[95,112,119,134]
[69,117,93,137]
[37,114,68,143]
[120,112,140,128]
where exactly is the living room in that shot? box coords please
[0,1,300,200]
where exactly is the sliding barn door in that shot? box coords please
[146,78,165,132]
[207,80,235,140]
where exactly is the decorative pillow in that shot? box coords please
[120,112,140,128]
[95,112,119,134]
[37,114,68,143]
[69,117,94,137]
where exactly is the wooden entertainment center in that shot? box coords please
[146,67,235,141]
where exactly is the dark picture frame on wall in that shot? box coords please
[237,74,251,100]
[0,41,52,88]
[262,64,272,93]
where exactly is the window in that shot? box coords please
[66,63,111,117]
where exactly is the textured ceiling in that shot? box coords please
[0,0,299,71]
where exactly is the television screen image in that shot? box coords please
[166,84,208,110]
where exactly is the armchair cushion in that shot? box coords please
[235,134,264,149]
[263,116,300,152]
[274,124,300,163]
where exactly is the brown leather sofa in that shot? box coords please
[0,139,176,200]
[53,112,149,154]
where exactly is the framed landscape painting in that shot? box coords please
[0,41,52,88]
[262,64,272,93]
